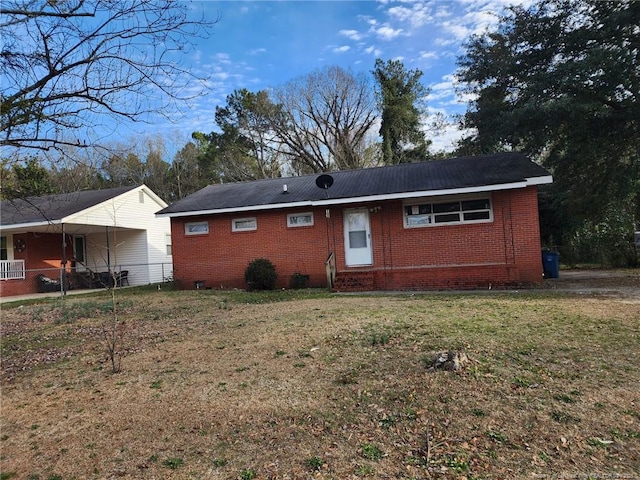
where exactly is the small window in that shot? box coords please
[139,191,145,203]
[185,222,209,235]
[0,236,7,261]
[287,212,314,227]
[232,217,257,232]
[165,234,172,256]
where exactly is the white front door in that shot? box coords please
[344,208,372,266]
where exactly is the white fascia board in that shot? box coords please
[314,181,530,206]
[159,178,550,217]
[526,175,553,186]
[159,200,316,218]
[0,219,63,231]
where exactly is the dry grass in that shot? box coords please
[1,285,639,480]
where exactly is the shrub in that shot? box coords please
[289,272,309,289]
[245,258,277,291]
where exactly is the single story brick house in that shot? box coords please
[0,185,173,297]
[157,153,552,291]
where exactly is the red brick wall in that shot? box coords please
[0,233,74,297]
[170,186,544,291]
[171,208,333,290]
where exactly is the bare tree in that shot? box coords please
[1,0,213,153]
[271,66,378,173]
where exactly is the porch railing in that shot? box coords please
[325,251,336,289]
[0,260,26,280]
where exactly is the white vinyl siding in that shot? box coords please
[68,187,172,285]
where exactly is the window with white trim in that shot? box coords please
[165,234,172,255]
[404,196,492,228]
[287,212,314,227]
[232,217,257,232]
[185,221,209,235]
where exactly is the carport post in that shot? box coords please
[105,226,111,279]
[61,224,67,296]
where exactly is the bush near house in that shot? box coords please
[244,258,278,290]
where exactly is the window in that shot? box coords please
[287,212,314,227]
[0,236,7,260]
[232,217,257,232]
[139,191,145,203]
[165,234,172,256]
[185,222,209,235]
[404,196,492,228]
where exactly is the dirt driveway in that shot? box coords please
[543,269,640,300]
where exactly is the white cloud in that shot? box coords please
[387,3,433,28]
[340,29,364,41]
[364,45,382,57]
[364,16,377,26]
[440,20,471,41]
[333,45,351,53]
[434,5,452,18]
[419,50,438,60]
[434,1,534,48]
[434,37,457,47]
[249,48,267,55]
[429,123,472,152]
[372,24,404,40]
[212,72,230,81]
[213,53,232,64]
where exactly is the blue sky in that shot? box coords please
[127,0,530,153]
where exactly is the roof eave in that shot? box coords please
[526,175,553,186]
[158,178,551,219]
[0,219,63,232]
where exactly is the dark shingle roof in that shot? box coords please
[158,152,551,217]
[1,186,137,226]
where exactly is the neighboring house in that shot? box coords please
[0,185,173,297]
[157,153,552,291]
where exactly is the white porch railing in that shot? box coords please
[0,260,26,280]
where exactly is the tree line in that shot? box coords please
[2,59,431,201]
[457,0,639,267]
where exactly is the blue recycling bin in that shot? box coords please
[542,251,560,279]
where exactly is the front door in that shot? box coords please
[344,208,372,266]
[73,236,87,271]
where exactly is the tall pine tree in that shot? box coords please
[372,59,430,164]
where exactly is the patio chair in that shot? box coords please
[36,274,61,293]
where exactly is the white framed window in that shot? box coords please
[165,234,172,255]
[0,236,8,260]
[404,196,492,228]
[232,217,257,232]
[185,221,209,235]
[287,212,314,228]
[139,191,145,203]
